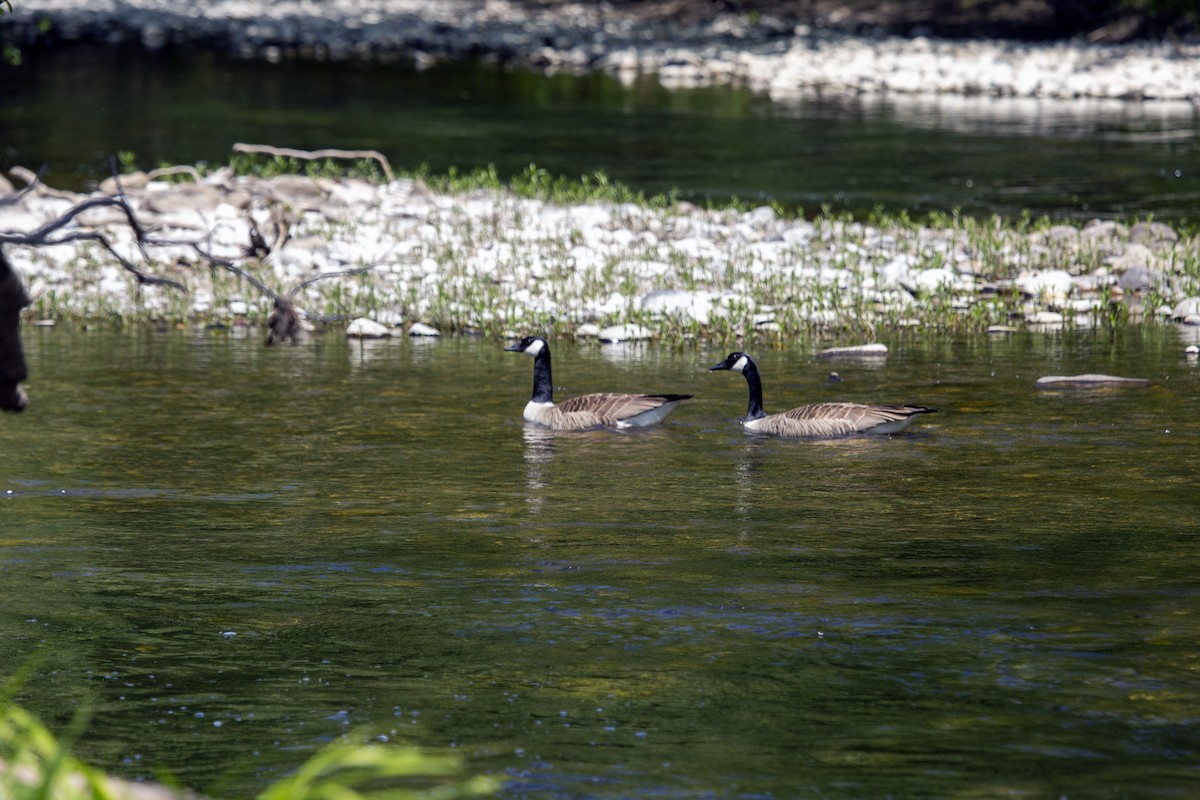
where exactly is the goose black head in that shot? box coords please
[504,335,548,357]
[709,351,753,373]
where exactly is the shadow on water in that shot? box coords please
[1,42,1198,221]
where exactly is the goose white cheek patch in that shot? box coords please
[525,339,545,357]
[732,355,749,373]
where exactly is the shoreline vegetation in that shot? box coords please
[2,152,1198,344]
[0,697,497,800]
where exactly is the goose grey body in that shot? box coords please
[709,351,934,438]
[506,336,691,431]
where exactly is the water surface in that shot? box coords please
[2,328,1199,797]
[1,42,1197,222]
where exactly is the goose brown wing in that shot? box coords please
[557,392,682,424]
[765,403,931,437]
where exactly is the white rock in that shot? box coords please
[1018,270,1073,301]
[640,289,715,324]
[599,323,652,343]
[877,255,915,289]
[407,322,440,337]
[1112,244,1156,272]
[1027,311,1064,326]
[346,318,392,338]
[910,267,956,293]
[1172,297,1200,319]
[575,323,601,338]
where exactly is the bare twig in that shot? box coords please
[290,264,382,296]
[7,166,80,201]
[0,195,187,292]
[188,245,278,300]
[0,166,48,209]
[4,156,397,339]
[232,142,395,181]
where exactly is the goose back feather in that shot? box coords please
[747,402,934,438]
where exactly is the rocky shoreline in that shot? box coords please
[4,2,1199,343]
[7,0,1200,103]
[2,163,1198,344]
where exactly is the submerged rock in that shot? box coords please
[1035,374,1151,387]
[817,343,888,359]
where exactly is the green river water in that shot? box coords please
[2,43,1198,222]
[2,327,1199,797]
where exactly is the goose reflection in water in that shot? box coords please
[521,424,556,515]
[345,335,400,370]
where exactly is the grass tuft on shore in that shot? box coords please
[0,688,499,800]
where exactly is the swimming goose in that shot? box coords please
[709,351,934,438]
[505,336,692,431]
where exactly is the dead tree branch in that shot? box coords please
[0,166,48,209]
[0,195,187,292]
[232,142,395,181]
[290,265,382,297]
[4,158,395,341]
[7,165,80,201]
[188,245,278,300]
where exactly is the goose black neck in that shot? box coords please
[742,360,766,420]
[530,346,554,403]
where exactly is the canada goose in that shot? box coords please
[505,336,692,430]
[709,351,934,438]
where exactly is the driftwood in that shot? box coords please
[0,166,48,209]
[232,142,395,181]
